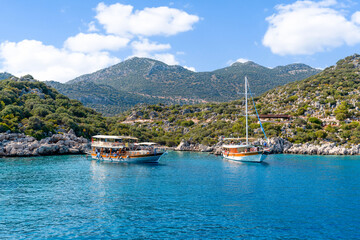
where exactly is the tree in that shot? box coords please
[315,130,327,139]
[336,113,347,121]
[308,117,322,125]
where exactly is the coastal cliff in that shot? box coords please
[0,131,89,157]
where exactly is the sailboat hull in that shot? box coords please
[222,152,267,163]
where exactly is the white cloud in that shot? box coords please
[263,0,360,55]
[64,33,129,53]
[227,58,250,65]
[236,58,250,63]
[129,51,179,65]
[352,11,360,25]
[88,21,99,32]
[131,38,171,55]
[95,2,200,37]
[0,3,199,83]
[0,40,119,82]
[153,53,179,65]
[184,66,196,72]
[129,38,178,65]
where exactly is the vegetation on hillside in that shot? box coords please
[0,75,107,139]
[2,54,360,148]
[48,57,320,115]
[255,54,360,144]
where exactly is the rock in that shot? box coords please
[38,145,52,155]
[182,109,192,115]
[59,146,69,154]
[28,142,40,151]
[67,129,75,135]
[68,148,80,154]
[64,140,76,147]
[175,139,190,151]
[149,111,158,119]
[213,147,223,155]
[0,147,5,156]
[198,144,213,152]
[38,144,59,155]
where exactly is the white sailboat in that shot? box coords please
[222,77,270,163]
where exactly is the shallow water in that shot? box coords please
[1,152,359,239]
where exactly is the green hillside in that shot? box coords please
[49,57,320,115]
[255,54,360,144]
[0,75,108,139]
[2,54,360,147]
[108,54,360,146]
[46,80,203,116]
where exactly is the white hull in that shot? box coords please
[222,153,267,163]
[91,154,163,163]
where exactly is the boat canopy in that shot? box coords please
[136,142,158,146]
[222,144,255,148]
[223,137,256,141]
[92,135,138,140]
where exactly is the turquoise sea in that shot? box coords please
[1,152,359,239]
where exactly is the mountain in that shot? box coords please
[256,54,360,117]
[0,75,108,139]
[48,57,320,115]
[109,54,360,147]
[3,54,360,147]
[254,54,360,144]
[0,72,13,80]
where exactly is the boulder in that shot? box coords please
[198,144,213,152]
[0,147,5,156]
[38,144,59,155]
[59,146,69,154]
[68,148,80,154]
[28,142,40,151]
[175,140,190,151]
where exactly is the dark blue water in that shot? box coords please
[1,152,359,239]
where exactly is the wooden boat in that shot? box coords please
[222,77,270,163]
[89,135,165,163]
[222,139,269,163]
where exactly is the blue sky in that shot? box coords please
[0,0,360,82]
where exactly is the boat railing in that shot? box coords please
[91,141,125,148]
[127,150,151,156]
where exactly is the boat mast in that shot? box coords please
[245,76,248,145]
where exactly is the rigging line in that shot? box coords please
[247,83,268,142]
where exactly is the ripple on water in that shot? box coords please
[0,153,360,239]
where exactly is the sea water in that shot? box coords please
[0,152,359,239]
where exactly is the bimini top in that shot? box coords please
[222,144,255,148]
[223,137,256,141]
[135,142,158,146]
[92,135,138,140]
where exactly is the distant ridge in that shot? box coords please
[46,57,320,115]
[0,72,13,80]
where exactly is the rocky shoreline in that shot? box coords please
[2,132,360,158]
[175,137,360,156]
[0,131,90,157]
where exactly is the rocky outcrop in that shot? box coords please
[0,132,90,157]
[285,142,360,155]
[175,139,213,152]
[174,137,360,155]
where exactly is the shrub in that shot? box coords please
[315,130,327,139]
[308,117,322,125]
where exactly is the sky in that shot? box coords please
[0,0,360,82]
